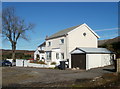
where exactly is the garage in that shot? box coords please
[70,47,115,70]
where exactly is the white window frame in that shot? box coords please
[60,39,64,44]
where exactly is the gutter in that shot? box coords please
[45,34,66,40]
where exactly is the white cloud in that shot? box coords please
[94,28,119,32]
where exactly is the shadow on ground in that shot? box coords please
[103,68,116,72]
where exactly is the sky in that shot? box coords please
[2,2,118,50]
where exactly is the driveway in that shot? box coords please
[2,65,115,87]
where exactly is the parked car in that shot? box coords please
[2,60,12,67]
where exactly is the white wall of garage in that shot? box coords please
[86,54,113,70]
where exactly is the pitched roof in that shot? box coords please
[46,23,100,40]
[46,24,81,40]
[38,42,46,47]
[71,47,114,54]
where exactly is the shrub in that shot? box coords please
[29,60,46,65]
[51,62,56,65]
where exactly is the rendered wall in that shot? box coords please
[45,36,67,61]
[86,54,101,70]
[86,54,112,70]
[68,24,98,55]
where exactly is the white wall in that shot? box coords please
[86,54,102,70]
[45,36,66,51]
[69,54,72,68]
[86,54,113,70]
[16,59,55,68]
[101,54,113,67]
[34,49,45,60]
[16,59,24,67]
[45,36,67,61]
[68,24,98,54]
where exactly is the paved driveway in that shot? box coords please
[2,65,115,87]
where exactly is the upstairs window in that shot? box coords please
[83,32,87,36]
[48,42,51,46]
[60,39,64,44]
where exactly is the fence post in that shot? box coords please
[117,58,120,73]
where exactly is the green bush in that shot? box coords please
[99,42,120,58]
[51,62,56,65]
[29,60,46,65]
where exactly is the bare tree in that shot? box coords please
[2,7,34,61]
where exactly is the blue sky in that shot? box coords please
[2,2,118,50]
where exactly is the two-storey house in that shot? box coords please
[35,23,115,70]
[44,23,99,64]
[34,42,45,60]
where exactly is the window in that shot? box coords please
[61,53,64,59]
[56,53,59,59]
[60,39,64,44]
[83,32,86,36]
[46,52,51,60]
[48,42,51,46]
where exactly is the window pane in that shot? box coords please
[61,53,64,59]
[46,52,51,60]
[60,39,64,44]
[56,53,59,59]
[48,42,51,46]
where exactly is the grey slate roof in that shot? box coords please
[46,24,81,40]
[72,47,114,54]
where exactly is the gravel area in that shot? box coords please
[2,65,115,87]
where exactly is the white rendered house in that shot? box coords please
[44,23,99,64]
[35,23,115,69]
[34,42,45,61]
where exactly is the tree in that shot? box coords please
[2,7,34,61]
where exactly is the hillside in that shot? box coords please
[98,36,120,46]
[98,36,120,58]
[1,49,35,59]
